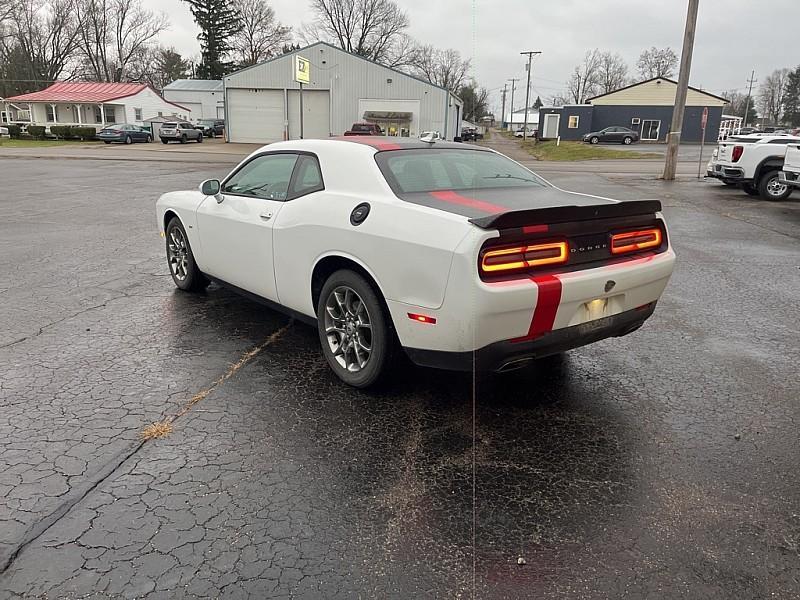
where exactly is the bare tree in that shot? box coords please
[566,49,602,104]
[1,0,83,92]
[597,51,628,94]
[301,0,409,64]
[411,45,470,93]
[230,0,290,67]
[758,68,790,124]
[75,0,167,82]
[636,46,678,80]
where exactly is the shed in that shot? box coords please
[162,80,224,121]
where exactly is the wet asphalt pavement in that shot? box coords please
[1,155,799,599]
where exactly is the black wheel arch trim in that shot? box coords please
[754,157,785,182]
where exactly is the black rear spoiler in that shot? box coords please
[469,200,663,230]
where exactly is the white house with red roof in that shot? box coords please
[1,82,192,131]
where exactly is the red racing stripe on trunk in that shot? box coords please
[429,190,505,214]
[511,274,563,342]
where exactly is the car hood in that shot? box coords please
[397,185,617,220]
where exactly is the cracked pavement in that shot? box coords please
[1,156,799,598]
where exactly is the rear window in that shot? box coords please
[376,149,546,194]
[351,124,373,132]
[162,122,177,129]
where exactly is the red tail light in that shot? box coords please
[610,228,663,255]
[480,241,568,273]
[408,313,436,324]
[732,145,744,162]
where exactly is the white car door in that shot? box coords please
[195,152,299,301]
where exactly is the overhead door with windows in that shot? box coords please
[227,88,285,143]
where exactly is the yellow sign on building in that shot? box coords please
[294,55,310,84]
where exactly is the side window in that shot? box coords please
[290,155,324,197]
[223,154,298,201]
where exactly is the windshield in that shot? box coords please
[376,149,547,193]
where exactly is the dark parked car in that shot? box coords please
[462,128,484,141]
[343,123,383,136]
[583,126,640,145]
[195,119,225,138]
[160,121,204,144]
[97,123,152,144]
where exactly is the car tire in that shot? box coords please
[146,135,152,143]
[742,182,759,196]
[165,217,208,292]
[103,141,111,144]
[590,136,599,144]
[197,134,203,143]
[317,269,394,389]
[180,135,187,144]
[623,136,633,145]
[124,135,132,145]
[758,171,791,201]
[161,139,168,144]
[210,131,216,138]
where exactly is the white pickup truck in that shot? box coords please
[779,141,800,191]
[708,135,800,200]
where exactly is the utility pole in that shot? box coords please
[663,0,700,181]
[743,70,756,128]
[500,83,507,131]
[508,78,519,133]
[520,51,542,141]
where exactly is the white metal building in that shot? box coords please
[223,42,463,144]
[162,80,224,121]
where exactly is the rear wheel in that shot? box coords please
[165,217,208,292]
[197,134,203,143]
[758,171,791,201]
[590,136,599,144]
[103,141,111,144]
[623,136,633,145]
[742,182,760,196]
[146,135,152,143]
[124,135,132,145]
[317,270,393,388]
[180,135,187,144]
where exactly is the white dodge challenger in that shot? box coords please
[156,137,675,387]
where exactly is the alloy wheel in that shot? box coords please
[167,227,189,281]
[324,286,373,372]
[766,176,788,197]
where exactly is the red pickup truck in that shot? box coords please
[343,123,383,136]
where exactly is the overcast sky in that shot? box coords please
[149,0,799,111]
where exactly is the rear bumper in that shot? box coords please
[404,303,656,372]
[779,170,800,188]
[709,164,747,181]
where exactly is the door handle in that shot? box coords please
[260,212,273,221]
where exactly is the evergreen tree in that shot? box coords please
[533,96,543,110]
[183,0,241,79]
[783,65,800,127]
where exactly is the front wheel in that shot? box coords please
[124,135,132,145]
[590,136,599,144]
[161,139,168,144]
[180,135,187,144]
[146,135,152,143]
[758,171,791,201]
[197,134,203,143]
[623,136,633,145]
[317,270,394,388]
[104,141,111,144]
[165,217,208,292]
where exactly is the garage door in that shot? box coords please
[227,88,285,143]
[287,90,330,139]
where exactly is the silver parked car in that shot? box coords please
[160,121,204,144]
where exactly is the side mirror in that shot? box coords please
[200,179,223,202]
